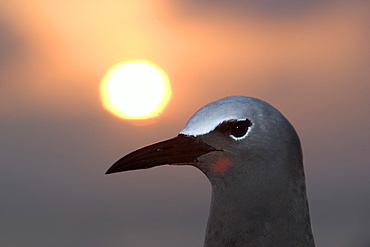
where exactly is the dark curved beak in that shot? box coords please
[106,134,217,174]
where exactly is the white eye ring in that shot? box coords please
[229,127,252,141]
[229,119,253,141]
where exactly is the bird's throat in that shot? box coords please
[203,177,315,247]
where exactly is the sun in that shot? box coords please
[100,60,171,120]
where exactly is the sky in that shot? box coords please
[1,0,369,246]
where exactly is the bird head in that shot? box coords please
[106,96,301,190]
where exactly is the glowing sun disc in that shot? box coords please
[100,60,171,119]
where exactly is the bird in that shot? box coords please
[106,95,315,247]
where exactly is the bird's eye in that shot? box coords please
[230,119,252,139]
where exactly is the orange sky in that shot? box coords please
[1,1,368,120]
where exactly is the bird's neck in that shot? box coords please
[204,169,315,247]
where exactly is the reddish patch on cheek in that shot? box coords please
[212,158,231,176]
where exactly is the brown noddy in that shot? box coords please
[106,96,315,247]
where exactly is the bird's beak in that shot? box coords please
[106,134,217,174]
